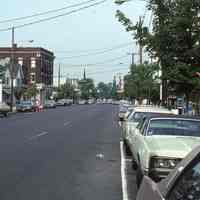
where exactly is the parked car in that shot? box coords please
[122,106,174,153]
[137,145,200,200]
[118,105,131,121]
[78,100,87,105]
[88,98,95,104]
[56,99,72,106]
[128,114,200,187]
[16,101,34,112]
[0,102,10,117]
[44,100,56,109]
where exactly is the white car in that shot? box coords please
[122,106,174,153]
[78,100,86,105]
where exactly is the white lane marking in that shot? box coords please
[28,131,48,141]
[64,121,71,126]
[120,141,129,200]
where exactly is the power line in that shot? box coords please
[53,67,129,77]
[57,42,132,59]
[0,0,101,24]
[55,41,133,54]
[0,0,107,32]
[54,54,129,68]
[88,55,129,66]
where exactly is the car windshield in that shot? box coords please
[129,112,158,122]
[147,119,200,137]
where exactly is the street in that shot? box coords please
[0,104,132,200]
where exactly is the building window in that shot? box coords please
[31,57,36,68]
[30,73,36,83]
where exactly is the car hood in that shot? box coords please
[145,135,200,158]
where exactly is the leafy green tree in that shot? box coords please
[0,64,7,80]
[115,0,200,109]
[24,84,38,99]
[57,83,74,99]
[97,82,113,99]
[79,78,95,99]
[124,63,159,104]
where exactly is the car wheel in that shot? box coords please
[3,112,8,117]
[132,158,138,170]
[136,165,143,188]
[124,141,132,156]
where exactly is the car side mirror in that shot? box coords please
[136,176,163,200]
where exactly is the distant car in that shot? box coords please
[119,105,133,121]
[16,101,34,112]
[56,99,66,106]
[137,145,200,200]
[44,100,56,109]
[0,102,10,117]
[107,99,113,104]
[78,100,86,105]
[122,106,174,153]
[88,99,95,104]
[57,99,73,106]
[128,114,200,187]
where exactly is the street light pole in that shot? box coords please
[10,27,15,112]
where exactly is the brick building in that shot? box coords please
[0,46,54,86]
[0,46,55,103]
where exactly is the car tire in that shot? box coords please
[3,112,8,117]
[132,158,138,170]
[136,165,143,188]
[124,141,132,156]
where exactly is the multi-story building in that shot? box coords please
[0,46,55,103]
[0,46,54,86]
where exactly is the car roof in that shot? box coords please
[145,114,200,121]
[133,106,173,113]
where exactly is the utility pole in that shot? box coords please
[10,27,15,112]
[58,63,61,88]
[131,53,136,65]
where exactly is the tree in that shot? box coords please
[56,83,74,99]
[0,64,7,80]
[79,78,95,99]
[124,63,159,104]
[97,82,113,99]
[115,0,200,109]
[24,84,38,99]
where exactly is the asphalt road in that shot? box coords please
[0,104,123,200]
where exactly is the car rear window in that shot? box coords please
[147,119,200,137]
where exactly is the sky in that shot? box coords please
[0,0,150,85]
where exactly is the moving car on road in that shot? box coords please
[128,114,200,187]
[16,101,34,112]
[44,100,56,109]
[0,102,10,117]
[137,145,200,200]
